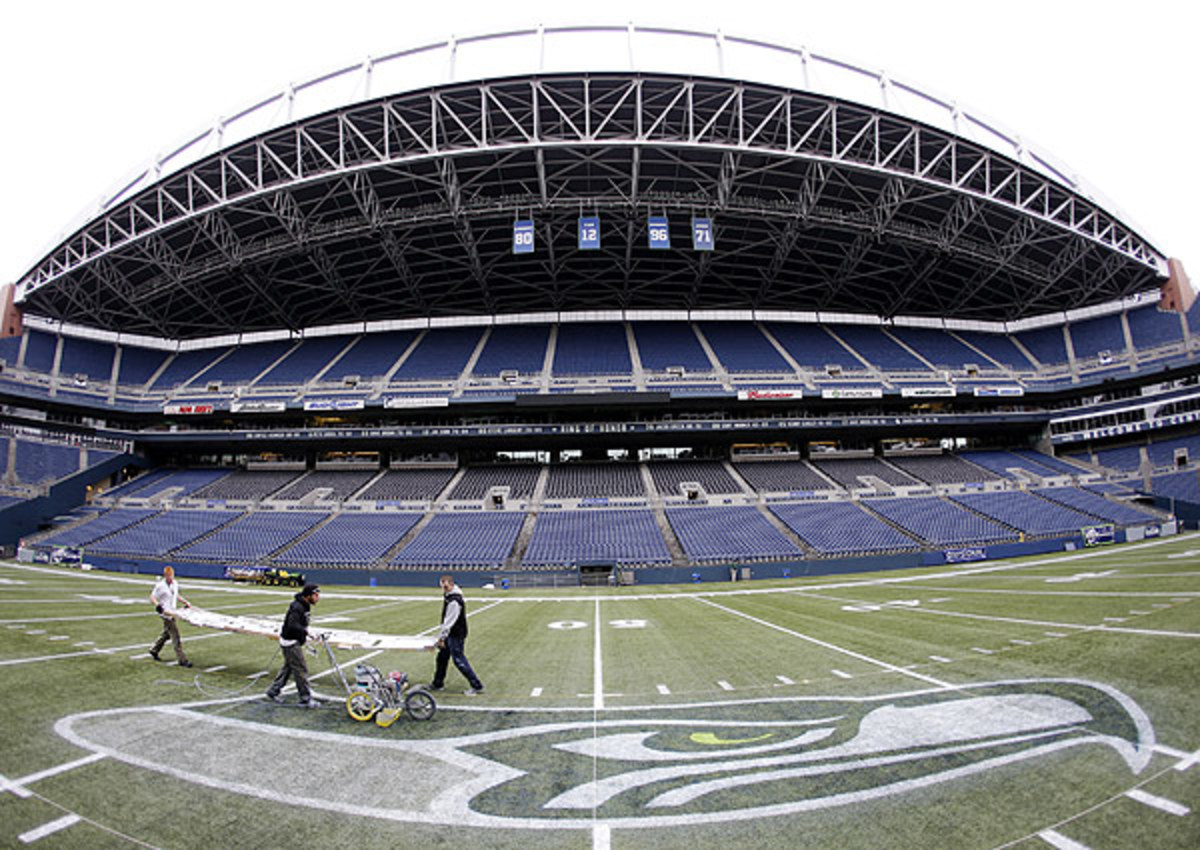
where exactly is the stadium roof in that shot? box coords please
[13,25,1169,339]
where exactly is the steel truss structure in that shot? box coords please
[17,72,1166,339]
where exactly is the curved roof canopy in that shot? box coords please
[15,25,1167,339]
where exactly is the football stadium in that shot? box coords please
[0,24,1197,849]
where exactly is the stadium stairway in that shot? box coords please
[507,511,539,568]
[379,510,441,565]
[856,500,932,547]
[639,465,688,564]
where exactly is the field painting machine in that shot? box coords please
[176,606,438,727]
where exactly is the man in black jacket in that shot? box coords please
[430,574,484,695]
[265,583,321,707]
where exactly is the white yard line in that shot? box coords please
[18,814,81,844]
[593,823,611,850]
[696,597,953,689]
[1038,829,1091,850]
[1125,788,1189,816]
[717,680,734,691]
[593,598,604,711]
[0,630,233,667]
[13,753,106,789]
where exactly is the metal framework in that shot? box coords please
[17,71,1166,338]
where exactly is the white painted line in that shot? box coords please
[831,670,852,679]
[656,684,671,695]
[1045,632,1067,637]
[1153,743,1189,759]
[47,636,70,641]
[1125,788,1189,816]
[72,641,94,647]
[1129,610,1151,615]
[696,597,952,688]
[972,647,994,655]
[18,813,81,843]
[1171,598,1190,602]
[25,629,45,635]
[130,653,151,660]
[530,687,543,697]
[1010,639,1032,646]
[204,665,227,673]
[1103,617,1127,623]
[593,823,611,850]
[776,675,795,685]
[929,655,951,663]
[593,599,604,711]
[717,680,734,691]
[1151,603,1172,608]
[247,670,269,679]
[1173,748,1200,772]
[13,753,106,788]
[1038,828,1091,850]
[0,773,32,798]
[929,597,950,602]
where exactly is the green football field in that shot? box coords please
[1,535,1198,849]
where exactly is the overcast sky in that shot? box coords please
[2,0,1195,295]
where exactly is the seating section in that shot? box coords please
[179,511,327,561]
[23,331,57,372]
[1035,487,1159,525]
[450,465,541,500]
[1150,471,1200,504]
[1010,449,1084,477]
[961,451,1057,480]
[864,497,1017,545]
[1146,434,1200,469]
[1127,305,1183,350]
[553,323,631,375]
[649,461,741,496]
[523,509,670,565]
[545,463,644,499]
[953,330,1035,370]
[59,336,115,381]
[1014,325,1068,366]
[103,469,175,499]
[632,323,711,372]
[1094,445,1142,472]
[273,470,375,501]
[117,345,171,386]
[951,491,1092,536]
[149,348,226,390]
[832,325,928,371]
[765,323,855,369]
[1069,314,1125,359]
[771,501,918,554]
[667,506,803,562]
[256,336,351,385]
[391,512,524,568]
[14,440,81,484]
[322,330,416,382]
[37,508,160,547]
[87,510,242,556]
[132,469,231,499]
[394,327,483,380]
[888,327,980,369]
[471,325,550,376]
[811,457,918,488]
[357,468,455,501]
[733,461,835,493]
[278,513,422,565]
[192,469,303,501]
[886,454,1002,484]
[700,323,789,373]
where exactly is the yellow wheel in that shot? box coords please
[346,689,380,721]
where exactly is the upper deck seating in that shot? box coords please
[764,323,855,369]
[649,461,741,495]
[149,348,227,390]
[393,327,483,380]
[885,454,1003,484]
[888,327,981,369]
[771,501,918,554]
[103,469,174,499]
[133,468,231,499]
[356,468,455,501]
[59,336,115,381]
[391,512,524,568]
[1069,314,1125,360]
[553,323,631,376]
[810,457,918,488]
[191,469,303,501]
[1094,445,1142,472]
[1011,449,1084,477]
[632,323,712,372]
[522,509,670,566]
[1150,470,1200,504]
[277,513,421,565]
[733,461,836,493]
[178,511,327,561]
[14,439,80,484]
[960,451,1057,480]
[1014,325,1068,366]
[188,341,295,387]
[1127,305,1184,352]
[0,335,22,367]
[865,496,1017,545]
[117,345,171,386]
[450,465,541,500]
[953,330,1035,370]
[321,330,417,382]
[667,506,803,562]
[829,325,928,371]
[545,463,644,499]
[700,323,789,373]
[273,470,375,501]
[1146,434,1200,469]
[471,325,550,376]
[256,336,351,385]
[23,330,57,372]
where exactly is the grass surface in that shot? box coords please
[0,535,1197,848]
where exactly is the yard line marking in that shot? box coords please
[593,598,604,711]
[593,823,611,850]
[695,597,952,688]
[1129,610,1151,615]
[1103,617,1127,623]
[1151,603,1172,608]
[1038,829,1091,850]
[13,753,106,789]
[25,629,46,635]
[831,669,852,679]
[1173,748,1200,771]
[656,684,671,695]
[1171,598,1191,602]
[929,655,951,663]
[204,665,226,673]
[1009,639,1032,646]
[18,813,81,844]
[0,773,33,798]
[0,631,233,667]
[130,653,151,660]
[530,687,543,697]
[72,641,94,647]
[1153,743,1188,759]
[971,647,994,655]
[883,604,1200,639]
[1125,789,1189,816]
[47,635,70,641]
[1045,632,1067,637]
[717,680,734,691]
[247,670,269,679]
[776,675,795,685]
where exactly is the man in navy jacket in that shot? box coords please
[265,583,321,707]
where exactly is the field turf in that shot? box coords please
[0,534,1197,848]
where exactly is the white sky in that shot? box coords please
[2,0,1196,294]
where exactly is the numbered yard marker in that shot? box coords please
[547,620,588,630]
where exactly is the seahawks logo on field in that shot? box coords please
[58,678,1154,829]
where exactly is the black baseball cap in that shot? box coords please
[302,583,321,596]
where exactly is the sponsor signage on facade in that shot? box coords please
[163,403,213,415]
[973,386,1025,397]
[383,396,450,409]
[304,398,366,411]
[821,387,883,399]
[945,546,986,563]
[737,389,802,401]
[230,400,287,413]
[900,386,955,398]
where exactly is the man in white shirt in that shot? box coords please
[149,565,192,667]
